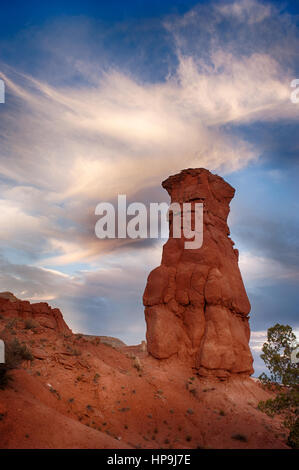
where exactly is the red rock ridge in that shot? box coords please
[0,293,72,335]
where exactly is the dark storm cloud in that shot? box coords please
[234,212,299,270]
[249,281,299,331]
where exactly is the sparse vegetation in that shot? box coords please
[231,433,248,442]
[93,373,100,384]
[287,418,299,449]
[258,324,299,448]
[0,338,33,389]
[66,345,81,356]
[49,387,61,400]
[24,319,38,330]
[5,319,17,330]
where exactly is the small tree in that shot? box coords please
[259,323,298,386]
[258,324,299,449]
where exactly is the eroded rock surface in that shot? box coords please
[143,168,254,378]
[0,295,71,335]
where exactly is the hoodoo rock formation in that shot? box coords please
[143,168,254,378]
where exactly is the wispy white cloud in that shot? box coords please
[216,0,273,24]
[250,330,267,351]
[239,252,299,285]
[0,41,297,264]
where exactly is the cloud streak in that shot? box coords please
[0,30,297,264]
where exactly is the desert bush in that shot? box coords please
[287,417,299,449]
[0,338,33,389]
[93,373,100,383]
[49,387,61,400]
[5,319,17,330]
[66,345,81,356]
[24,318,38,330]
[258,323,299,448]
[231,433,248,442]
[0,367,10,389]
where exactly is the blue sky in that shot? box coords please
[0,0,298,375]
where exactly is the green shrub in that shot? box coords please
[24,319,38,330]
[258,324,298,386]
[5,319,17,330]
[0,338,33,389]
[287,417,299,449]
[231,433,248,442]
[258,324,299,448]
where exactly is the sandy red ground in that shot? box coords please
[0,315,290,449]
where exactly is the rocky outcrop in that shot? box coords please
[76,335,126,349]
[0,292,18,303]
[0,294,71,335]
[143,168,254,378]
